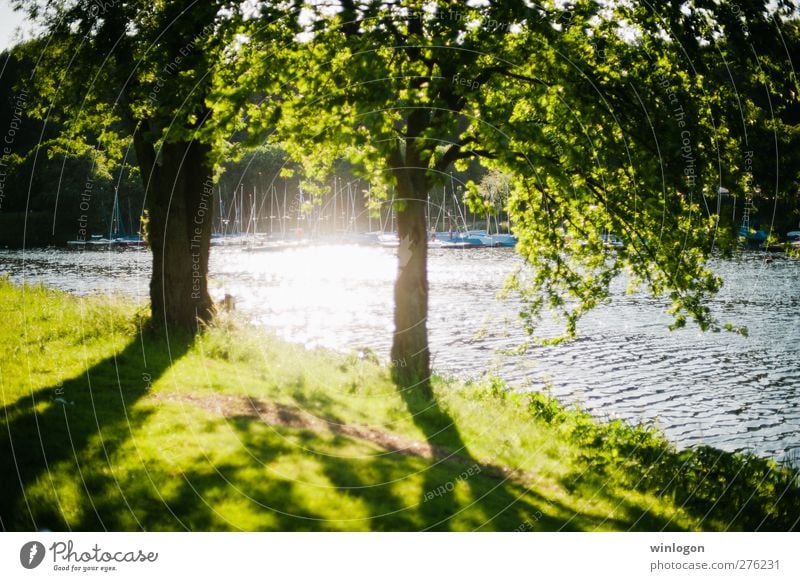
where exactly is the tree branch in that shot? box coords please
[435,139,496,172]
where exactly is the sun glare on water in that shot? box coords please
[210,244,397,351]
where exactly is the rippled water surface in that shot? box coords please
[2,246,798,462]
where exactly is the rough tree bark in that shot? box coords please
[134,131,215,333]
[390,166,433,399]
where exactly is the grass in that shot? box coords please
[0,277,797,531]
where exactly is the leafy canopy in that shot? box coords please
[232,0,766,339]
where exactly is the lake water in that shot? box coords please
[1,245,798,463]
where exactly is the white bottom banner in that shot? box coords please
[0,533,797,580]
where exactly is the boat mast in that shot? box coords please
[282,178,288,237]
[109,186,120,239]
[391,187,396,232]
[426,192,430,233]
[251,184,257,237]
[297,187,303,232]
[349,180,356,233]
[332,176,337,236]
[270,185,275,235]
[217,185,223,235]
[240,183,245,234]
[452,182,468,233]
[367,183,372,233]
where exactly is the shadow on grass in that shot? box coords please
[567,441,800,532]
[528,397,800,532]
[4,323,758,531]
[381,381,687,531]
[75,414,332,531]
[0,327,192,531]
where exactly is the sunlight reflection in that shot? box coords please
[211,245,397,350]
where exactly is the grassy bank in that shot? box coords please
[0,278,797,531]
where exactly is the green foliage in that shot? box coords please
[477,1,735,339]
[12,0,800,333]
[12,1,275,188]
[0,47,144,245]
[526,390,567,424]
[465,168,512,217]
[216,143,293,201]
[225,0,770,341]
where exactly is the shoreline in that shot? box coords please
[0,251,799,463]
[0,278,798,531]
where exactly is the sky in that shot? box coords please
[0,0,32,52]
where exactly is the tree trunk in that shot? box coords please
[390,173,432,399]
[145,139,215,333]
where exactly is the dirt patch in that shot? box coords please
[153,390,526,483]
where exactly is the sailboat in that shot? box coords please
[376,179,511,249]
[66,187,145,249]
[111,192,146,248]
[469,180,516,248]
[429,179,487,248]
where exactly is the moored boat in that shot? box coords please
[66,235,122,249]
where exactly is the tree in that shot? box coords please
[473,1,734,338]
[1,46,145,247]
[234,0,754,395]
[658,0,800,234]
[14,0,295,332]
[239,0,541,396]
[471,168,512,231]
